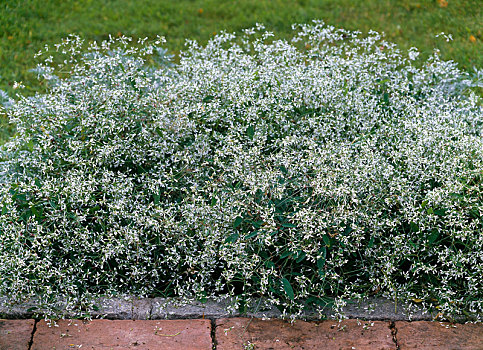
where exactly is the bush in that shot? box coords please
[1,22,482,320]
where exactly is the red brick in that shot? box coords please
[395,321,483,350]
[216,318,395,350]
[32,319,212,350]
[0,319,35,350]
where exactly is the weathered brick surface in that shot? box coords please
[4,317,482,350]
[396,321,483,350]
[216,318,395,350]
[32,319,212,350]
[0,319,35,350]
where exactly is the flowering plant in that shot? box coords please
[0,22,482,320]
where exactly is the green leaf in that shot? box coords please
[410,222,419,233]
[31,206,41,220]
[26,140,34,152]
[210,197,217,206]
[233,216,243,229]
[307,296,334,308]
[368,236,375,248]
[317,246,326,276]
[225,233,239,243]
[155,127,164,137]
[265,260,275,269]
[246,125,254,140]
[246,230,258,239]
[281,277,295,301]
[249,220,263,229]
[281,222,296,228]
[322,234,330,246]
[295,251,306,263]
[428,229,440,245]
[383,92,390,104]
[278,165,288,174]
[343,225,353,236]
[202,95,214,103]
[16,193,26,203]
[89,205,100,214]
[49,199,58,209]
[434,208,447,216]
[280,250,292,259]
[153,193,160,205]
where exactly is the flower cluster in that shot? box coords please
[0,21,482,320]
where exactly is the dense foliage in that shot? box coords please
[1,22,482,320]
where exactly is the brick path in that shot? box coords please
[1,318,482,349]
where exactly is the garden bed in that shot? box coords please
[0,22,482,321]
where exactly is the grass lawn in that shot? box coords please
[0,0,482,142]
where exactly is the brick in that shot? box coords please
[0,319,35,350]
[32,319,212,350]
[216,318,395,350]
[395,321,483,350]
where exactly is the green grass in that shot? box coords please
[0,0,481,143]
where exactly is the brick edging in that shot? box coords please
[0,296,464,322]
